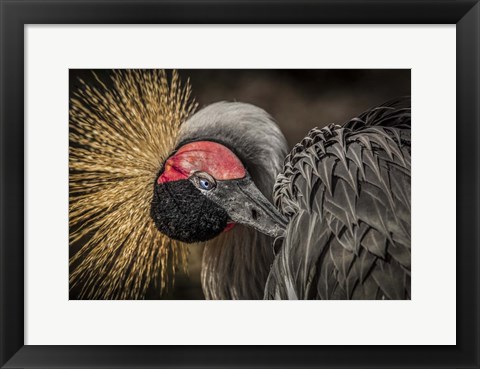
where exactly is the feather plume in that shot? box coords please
[69,70,197,299]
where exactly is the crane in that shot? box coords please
[151,97,411,300]
[70,70,410,300]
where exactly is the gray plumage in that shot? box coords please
[177,102,288,299]
[265,98,411,300]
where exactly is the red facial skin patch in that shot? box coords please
[224,223,235,232]
[159,141,246,184]
[158,141,246,232]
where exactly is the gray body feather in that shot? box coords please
[265,98,411,300]
[177,102,288,299]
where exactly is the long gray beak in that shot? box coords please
[204,176,288,238]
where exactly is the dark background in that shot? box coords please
[69,69,410,299]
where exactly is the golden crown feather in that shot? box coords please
[69,69,197,299]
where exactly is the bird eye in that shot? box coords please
[191,172,216,191]
[200,179,211,190]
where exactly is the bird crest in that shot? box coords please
[69,70,197,299]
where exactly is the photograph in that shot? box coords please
[69,69,411,300]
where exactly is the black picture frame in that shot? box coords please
[1,1,478,368]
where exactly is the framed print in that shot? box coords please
[1,1,479,368]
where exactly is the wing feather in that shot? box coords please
[265,97,411,300]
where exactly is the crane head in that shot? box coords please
[150,140,287,243]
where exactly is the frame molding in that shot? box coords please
[1,1,478,368]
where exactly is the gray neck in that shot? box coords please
[177,102,288,299]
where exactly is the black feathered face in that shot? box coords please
[150,141,287,243]
[150,177,229,243]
